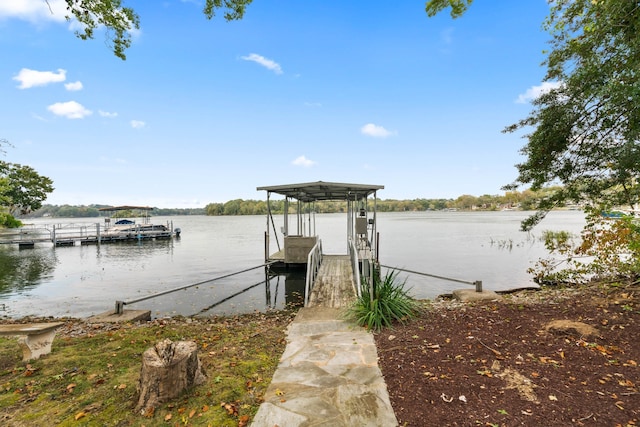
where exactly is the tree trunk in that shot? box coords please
[134,338,207,414]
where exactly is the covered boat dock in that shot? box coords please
[257,181,383,308]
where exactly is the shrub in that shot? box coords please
[347,269,420,331]
[531,212,640,285]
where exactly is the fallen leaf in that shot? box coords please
[75,412,86,420]
[164,413,172,421]
[548,395,558,401]
[238,414,250,427]
[619,379,635,387]
[117,384,127,390]
[189,409,196,418]
[220,402,237,416]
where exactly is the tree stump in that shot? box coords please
[134,338,207,414]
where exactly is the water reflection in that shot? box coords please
[144,267,307,319]
[96,238,177,260]
[0,238,176,298]
[274,269,306,308]
[0,246,57,297]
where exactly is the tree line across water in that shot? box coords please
[21,187,562,218]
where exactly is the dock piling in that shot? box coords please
[115,301,125,315]
[475,280,483,293]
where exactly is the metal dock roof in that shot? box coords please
[257,181,384,202]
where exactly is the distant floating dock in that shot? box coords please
[0,219,179,248]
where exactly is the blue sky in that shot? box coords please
[1,0,553,208]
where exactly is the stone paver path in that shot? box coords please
[251,307,398,427]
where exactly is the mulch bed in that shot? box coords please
[375,284,640,427]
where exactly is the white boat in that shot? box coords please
[99,206,181,241]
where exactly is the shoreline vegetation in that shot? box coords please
[19,187,568,219]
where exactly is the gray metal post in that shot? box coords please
[115,300,124,314]
[264,232,269,263]
[475,280,483,292]
[284,197,289,236]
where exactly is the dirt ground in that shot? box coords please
[374,283,640,427]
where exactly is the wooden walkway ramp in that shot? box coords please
[307,255,357,308]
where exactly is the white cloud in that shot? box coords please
[241,53,283,75]
[14,68,66,89]
[516,81,564,104]
[130,120,146,129]
[292,155,316,167]
[47,101,92,119]
[64,81,83,91]
[99,110,118,118]
[304,102,322,108]
[360,123,395,138]
[0,0,68,23]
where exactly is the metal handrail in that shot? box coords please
[115,262,275,314]
[304,239,323,306]
[379,264,483,292]
[348,238,362,298]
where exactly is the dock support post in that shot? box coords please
[474,280,483,293]
[115,301,125,315]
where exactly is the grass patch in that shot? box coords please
[0,309,297,426]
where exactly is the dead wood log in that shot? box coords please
[134,338,207,414]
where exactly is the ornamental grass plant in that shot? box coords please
[347,269,421,331]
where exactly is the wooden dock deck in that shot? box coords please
[307,255,357,308]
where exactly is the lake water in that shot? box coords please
[0,211,585,319]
